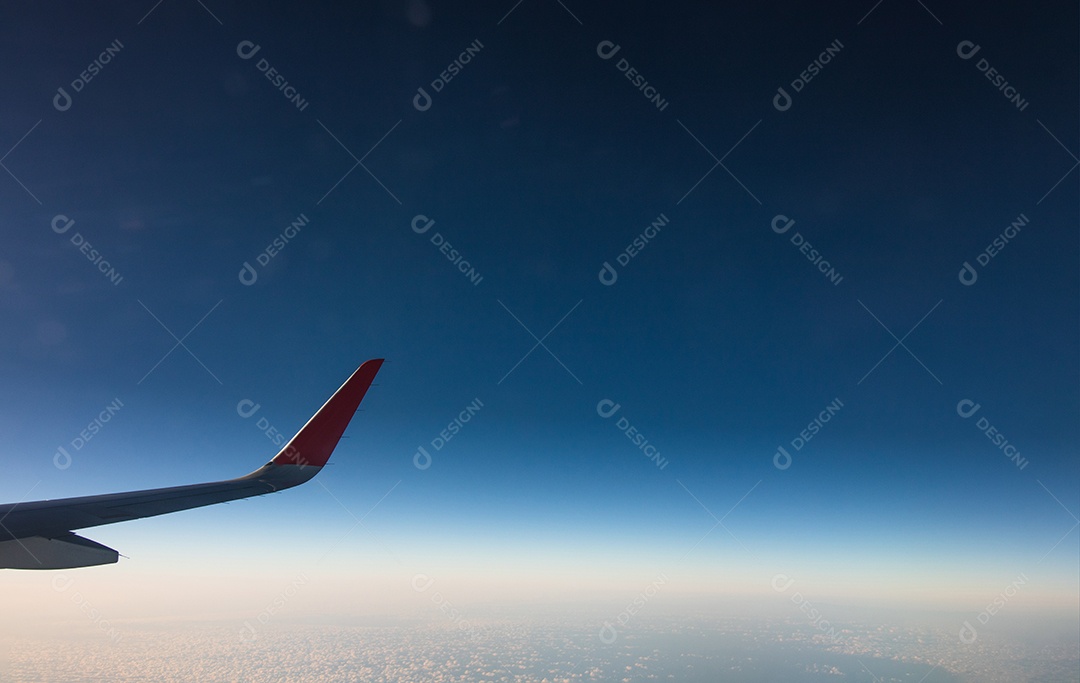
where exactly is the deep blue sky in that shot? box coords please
[1,1,1076,616]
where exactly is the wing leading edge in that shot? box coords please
[0,359,384,570]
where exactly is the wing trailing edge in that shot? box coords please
[0,358,384,569]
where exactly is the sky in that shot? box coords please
[0,0,1077,671]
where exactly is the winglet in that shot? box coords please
[271,359,384,468]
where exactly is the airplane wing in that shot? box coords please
[0,358,384,570]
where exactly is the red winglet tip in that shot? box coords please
[271,359,384,467]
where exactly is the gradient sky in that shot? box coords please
[1,0,1077,639]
